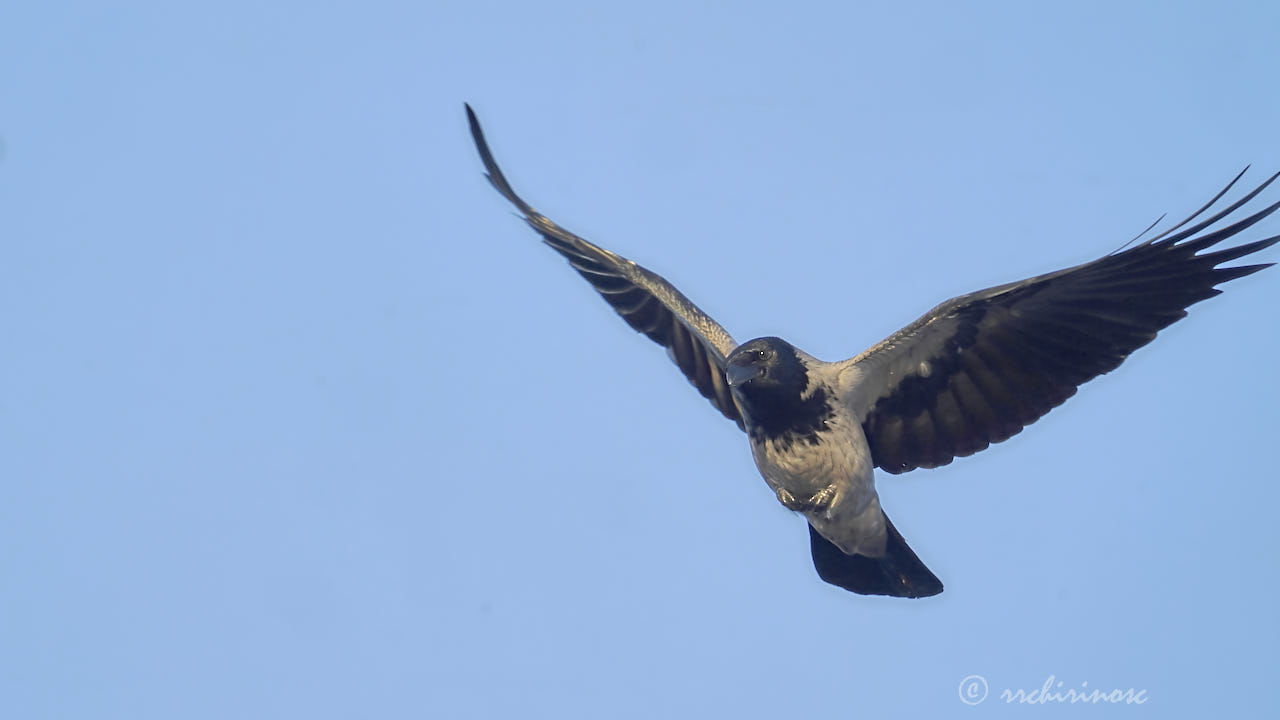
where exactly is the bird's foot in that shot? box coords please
[776,488,805,510]
[776,484,839,514]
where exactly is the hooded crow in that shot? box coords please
[466,104,1279,598]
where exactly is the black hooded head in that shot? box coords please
[726,337,834,445]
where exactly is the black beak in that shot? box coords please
[726,362,763,388]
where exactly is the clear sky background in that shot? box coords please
[3,1,1279,717]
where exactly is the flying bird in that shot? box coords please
[466,104,1279,598]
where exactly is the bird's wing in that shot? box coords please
[841,170,1280,474]
[467,105,743,427]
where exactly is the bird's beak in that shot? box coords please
[726,363,762,388]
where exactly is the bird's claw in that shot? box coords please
[775,488,804,510]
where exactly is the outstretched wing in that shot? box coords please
[467,105,743,427]
[842,170,1280,474]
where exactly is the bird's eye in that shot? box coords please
[756,350,767,360]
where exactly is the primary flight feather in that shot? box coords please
[467,104,1279,598]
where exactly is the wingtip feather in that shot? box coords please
[465,105,538,217]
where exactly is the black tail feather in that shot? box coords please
[808,514,943,598]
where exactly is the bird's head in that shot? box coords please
[726,336,809,403]
[727,337,833,440]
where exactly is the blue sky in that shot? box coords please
[3,1,1279,717]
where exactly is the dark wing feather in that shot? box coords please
[843,170,1280,474]
[467,105,743,427]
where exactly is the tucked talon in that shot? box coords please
[806,484,838,512]
[776,487,806,511]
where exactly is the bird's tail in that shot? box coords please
[808,514,943,598]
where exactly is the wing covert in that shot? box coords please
[467,105,743,427]
[843,170,1280,474]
